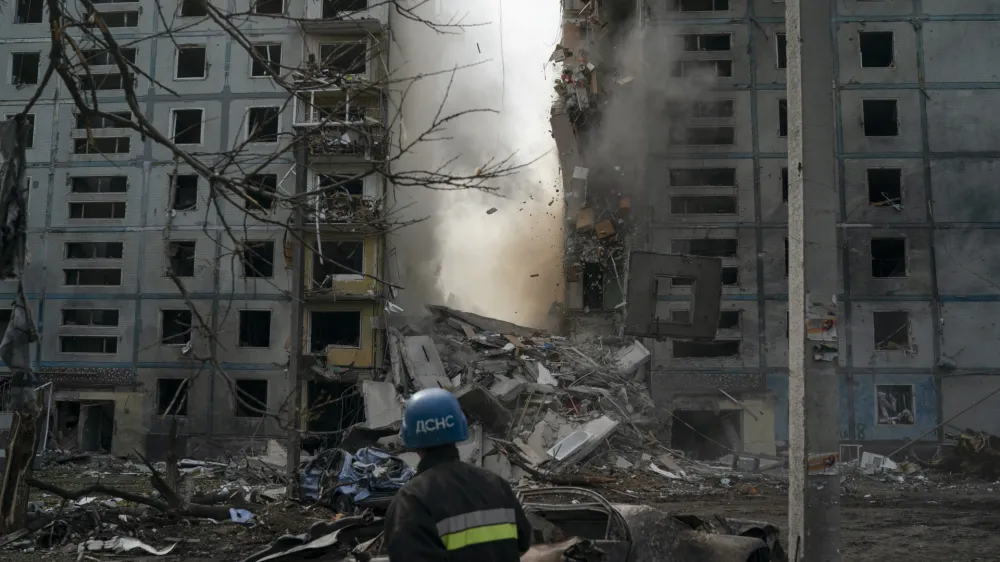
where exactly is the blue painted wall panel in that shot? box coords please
[766,373,852,443]
[852,374,938,441]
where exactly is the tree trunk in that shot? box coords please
[0,398,38,533]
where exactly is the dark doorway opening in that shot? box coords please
[670,409,741,460]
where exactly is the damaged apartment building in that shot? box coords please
[553,0,1000,459]
[0,0,390,459]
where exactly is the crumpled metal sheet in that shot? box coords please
[240,513,383,562]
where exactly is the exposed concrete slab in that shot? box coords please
[361,381,402,429]
[400,335,451,390]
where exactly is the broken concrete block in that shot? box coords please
[362,381,402,429]
[489,375,524,402]
[484,452,513,481]
[454,384,512,435]
[620,197,631,212]
[458,424,484,466]
[595,219,616,239]
[401,335,452,390]
[575,208,595,231]
[547,416,619,466]
[536,362,557,386]
[615,456,633,469]
[571,166,589,201]
[613,341,650,376]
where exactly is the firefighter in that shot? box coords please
[383,388,533,561]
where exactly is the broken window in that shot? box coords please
[867,168,902,206]
[59,336,118,354]
[0,309,12,338]
[672,410,740,460]
[4,114,34,148]
[71,176,127,193]
[784,238,789,277]
[859,31,894,68]
[247,107,280,143]
[161,309,192,345]
[15,0,43,23]
[100,11,139,27]
[11,52,40,85]
[862,99,899,137]
[172,174,198,210]
[674,0,729,11]
[242,240,275,278]
[682,33,731,52]
[671,310,740,330]
[310,310,362,353]
[671,60,732,78]
[876,384,914,425]
[870,238,906,278]
[253,0,283,14]
[179,0,207,16]
[75,111,132,129]
[781,167,789,202]
[81,48,137,65]
[64,268,122,286]
[166,241,196,278]
[670,195,737,215]
[673,340,741,358]
[669,168,735,187]
[157,379,189,416]
[323,0,367,17]
[65,242,123,259]
[234,379,268,417]
[312,240,364,287]
[62,309,119,327]
[251,44,282,77]
[670,126,735,146]
[78,73,127,90]
[873,310,910,351]
[69,202,126,219]
[238,310,272,348]
[245,174,277,211]
[175,45,207,79]
[171,109,204,145]
[692,100,734,118]
[319,43,368,75]
[582,263,604,310]
[317,174,364,196]
[778,99,788,137]
[74,137,131,154]
[776,33,787,69]
[671,266,739,287]
[671,238,738,258]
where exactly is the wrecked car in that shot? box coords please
[299,447,414,513]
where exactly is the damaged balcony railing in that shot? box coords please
[307,191,383,224]
[306,124,387,161]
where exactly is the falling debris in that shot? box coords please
[486,207,498,215]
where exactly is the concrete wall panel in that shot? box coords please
[843,158,925,224]
[850,374,937,441]
[850,302,934,369]
[839,89,923,154]
[931,158,1000,223]
[942,375,1000,436]
[836,22,919,85]
[927,90,1000,152]
[940,303,1000,368]
[846,227,933,295]
[936,230,1000,295]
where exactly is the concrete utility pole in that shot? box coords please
[285,141,309,496]
[786,1,841,560]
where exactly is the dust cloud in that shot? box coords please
[386,0,563,328]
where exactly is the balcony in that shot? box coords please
[292,42,374,90]
[294,91,388,162]
[308,182,383,227]
[303,0,388,34]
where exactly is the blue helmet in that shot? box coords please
[401,388,469,449]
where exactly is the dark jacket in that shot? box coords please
[383,446,533,561]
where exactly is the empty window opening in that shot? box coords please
[0,309,11,337]
[62,309,119,327]
[671,126,735,146]
[79,73,126,90]
[253,0,283,14]
[322,0,368,18]
[669,168,736,187]
[11,52,40,85]
[60,336,118,354]
[81,48,137,65]
[862,99,899,137]
[693,100,734,118]
[776,33,787,69]
[859,31,894,68]
[167,241,196,277]
[671,310,741,330]
[873,310,910,351]
[157,379,189,416]
[671,266,740,287]
[780,167,790,201]
[582,263,604,310]
[251,44,282,77]
[778,99,788,137]
[71,176,127,193]
[319,43,368,75]
[175,45,207,79]
[670,195,737,215]
[53,402,81,450]
[876,384,914,425]
[75,111,131,129]
[60,400,115,452]
[245,174,277,210]
[671,238,738,258]
[65,242,123,259]
[683,34,731,52]
[74,138,130,154]
[247,107,280,142]
[179,0,207,17]
[784,238,789,277]
[674,0,729,12]
[312,240,364,287]
[64,268,121,286]
[172,174,198,210]
[15,0,43,23]
[161,309,192,345]
[171,109,203,145]
[310,310,362,353]
[317,174,364,196]
[671,60,732,78]
[673,340,741,358]
[242,240,275,278]
[671,410,741,460]
[307,380,365,435]
[871,238,906,278]
[234,379,268,417]
[4,114,35,148]
[867,168,902,206]
[238,310,272,348]
[99,11,139,27]
[69,201,126,219]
